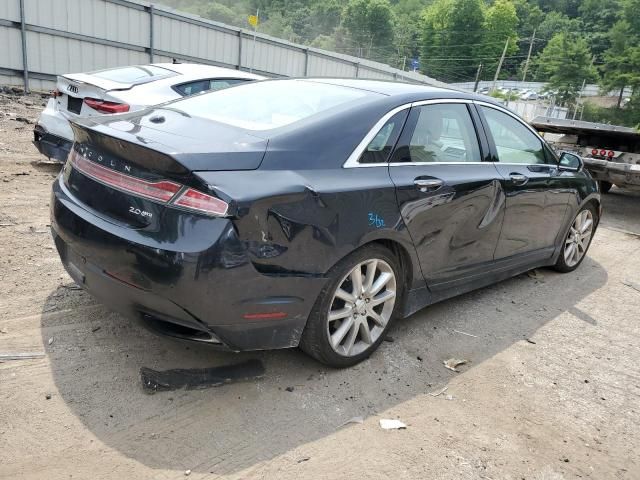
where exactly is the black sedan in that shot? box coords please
[50,79,600,367]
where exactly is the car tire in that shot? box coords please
[299,245,402,368]
[599,181,613,194]
[553,204,598,273]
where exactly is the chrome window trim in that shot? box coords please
[342,97,551,169]
[387,161,487,166]
[342,104,411,168]
[343,99,477,168]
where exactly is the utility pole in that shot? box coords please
[473,63,483,92]
[249,8,259,74]
[617,86,625,108]
[492,38,509,93]
[521,29,536,83]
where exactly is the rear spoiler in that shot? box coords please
[62,73,136,92]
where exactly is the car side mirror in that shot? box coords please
[558,151,583,172]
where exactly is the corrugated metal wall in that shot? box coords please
[0,0,447,92]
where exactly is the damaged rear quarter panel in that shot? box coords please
[195,167,422,288]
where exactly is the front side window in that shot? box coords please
[481,106,548,164]
[393,103,481,163]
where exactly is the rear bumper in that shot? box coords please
[584,158,640,188]
[51,176,327,351]
[33,124,72,162]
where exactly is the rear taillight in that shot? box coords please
[84,98,130,114]
[69,149,228,216]
[173,188,229,217]
[600,149,607,156]
[51,88,62,98]
[607,150,615,158]
[591,148,598,156]
[70,150,180,202]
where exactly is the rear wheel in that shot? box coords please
[300,245,401,367]
[554,204,597,273]
[599,181,613,194]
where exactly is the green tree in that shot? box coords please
[393,12,423,70]
[481,0,518,79]
[600,0,640,107]
[310,0,343,38]
[343,0,395,59]
[512,0,544,37]
[198,3,241,25]
[578,0,620,62]
[420,0,486,81]
[534,33,597,105]
[536,11,582,43]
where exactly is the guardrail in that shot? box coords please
[0,0,447,92]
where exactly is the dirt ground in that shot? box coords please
[1,92,639,480]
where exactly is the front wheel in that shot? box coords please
[300,245,401,367]
[554,205,597,273]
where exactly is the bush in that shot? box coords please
[581,100,640,130]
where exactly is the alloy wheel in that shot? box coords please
[326,259,397,357]
[564,209,594,267]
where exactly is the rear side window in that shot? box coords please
[480,106,548,164]
[90,65,176,85]
[359,110,408,164]
[392,103,481,163]
[174,78,250,96]
[172,80,372,131]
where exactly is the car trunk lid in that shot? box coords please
[55,65,179,117]
[62,110,267,227]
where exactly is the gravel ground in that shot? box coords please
[0,92,639,480]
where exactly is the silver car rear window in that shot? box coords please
[90,65,177,85]
[172,80,373,131]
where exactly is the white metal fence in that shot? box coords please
[0,0,447,92]
[450,80,632,99]
[508,101,568,121]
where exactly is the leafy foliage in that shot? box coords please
[153,0,638,118]
[534,33,597,104]
[420,0,486,81]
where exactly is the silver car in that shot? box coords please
[33,63,263,162]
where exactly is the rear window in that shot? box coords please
[173,78,250,96]
[172,80,372,131]
[89,65,177,85]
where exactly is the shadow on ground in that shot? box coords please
[40,253,608,475]
[599,187,640,235]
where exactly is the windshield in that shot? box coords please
[171,80,373,131]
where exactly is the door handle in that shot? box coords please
[414,178,444,192]
[509,173,528,185]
